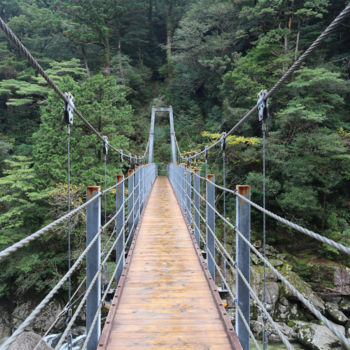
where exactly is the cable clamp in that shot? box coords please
[102,136,108,155]
[221,132,226,152]
[63,92,74,125]
[257,90,269,122]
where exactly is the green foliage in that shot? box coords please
[0,0,350,302]
[0,156,48,247]
[32,74,134,188]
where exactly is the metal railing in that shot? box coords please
[1,164,157,350]
[168,163,350,350]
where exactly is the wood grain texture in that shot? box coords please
[102,177,234,349]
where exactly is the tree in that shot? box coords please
[32,74,135,188]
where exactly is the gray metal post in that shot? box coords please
[206,175,215,280]
[139,166,143,211]
[143,165,146,207]
[186,165,191,223]
[135,166,140,226]
[116,175,125,284]
[169,106,176,163]
[181,165,186,210]
[236,185,251,350]
[194,169,200,246]
[128,169,134,241]
[86,186,101,350]
[148,107,156,163]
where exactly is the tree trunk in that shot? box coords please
[81,46,91,78]
[103,36,111,77]
[295,20,300,61]
[283,34,288,71]
[117,33,126,85]
[149,0,153,34]
[166,0,173,83]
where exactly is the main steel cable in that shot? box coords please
[191,169,350,255]
[171,164,350,347]
[56,165,155,350]
[235,227,350,348]
[1,192,123,349]
[66,125,73,350]
[0,169,133,261]
[175,3,350,159]
[0,16,148,162]
[172,170,263,350]
[55,232,123,350]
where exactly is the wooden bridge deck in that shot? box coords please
[99,176,240,349]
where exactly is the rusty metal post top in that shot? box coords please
[194,168,200,173]
[135,165,139,169]
[236,185,251,196]
[87,186,101,198]
[117,174,124,182]
[128,169,134,176]
[206,174,215,180]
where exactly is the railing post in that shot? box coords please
[141,165,145,210]
[135,166,140,227]
[116,175,125,284]
[128,169,134,242]
[139,165,144,212]
[186,165,192,223]
[181,165,186,210]
[236,185,251,350]
[86,186,101,350]
[206,175,215,280]
[194,169,200,246]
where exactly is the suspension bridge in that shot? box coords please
[1,4,350,350]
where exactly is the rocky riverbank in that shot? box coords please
[226,241,350,349]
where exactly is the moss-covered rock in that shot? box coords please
[294,321,344,350]
[280,267,325,313]
[325,302,348,325]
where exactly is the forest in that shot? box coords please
[0,0,350,347]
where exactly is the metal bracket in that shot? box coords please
[257,90,269,122]
[195,153,199,166]
[63,92,74,125]
[205,146,209,161]
[120,150,123,162]
[221,132,226,152]
[102,136,108,155]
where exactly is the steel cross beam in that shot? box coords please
[148,106,177,164]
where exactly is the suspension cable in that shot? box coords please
[262,120,268,350]
[66,124,73,350]
[175,3,350,160]
[190,169,350,256]
[221,133,227,288]
[0,16,146,162]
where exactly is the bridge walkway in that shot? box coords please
[99,176,240,349]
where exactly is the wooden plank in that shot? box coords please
[101,177,237,349]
